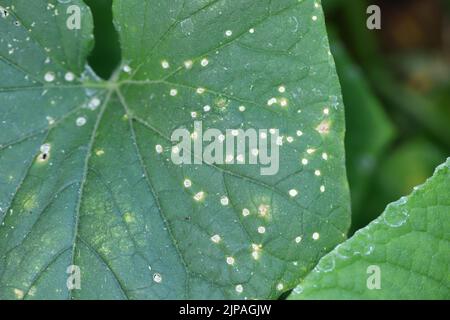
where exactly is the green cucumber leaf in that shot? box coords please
[289,158,450,300]
[329,33,395,231]
[0,0,350,299]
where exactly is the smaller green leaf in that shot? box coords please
[289,158,450,300]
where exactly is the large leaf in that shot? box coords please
[0,0,350,299]
[289,158,450,300]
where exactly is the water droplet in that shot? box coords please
[316,255,335,273]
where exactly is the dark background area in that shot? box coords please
[84,0,450,234]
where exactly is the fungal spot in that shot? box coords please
[44,72,55,82]
[37,143,51,162]
[161,60,170,69]
[226,256,235,265]
[267,97,277,106]
[200,58,209,67]
[153,273,162,283]
[184,60,193,69]
[64,72,75,82]
[76,117,86,127]
[220,196,229,206]
[312,232,320,240]
[14,288,24,299]
[183,179,192,188]
[155,144,163,154]
[193,191,205,202]
[211,234,221,243]
[258,204,269,217]
[235,284,243,293]
[122,64,132,73]
[251,244,262,260]
[88,97,101,110]
[279,98,288,107]
[123,212,135,224]
[289,189,298,197]
[0,6,9,18]
[46,116,55,125]
[316,120,330,135]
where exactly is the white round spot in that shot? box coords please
[193,191,205,202]
[211,234,221,243]
[301,158,308,165]
[276,283,284,291]
[225,30,233,37]
[123,64,132,73]
[76,117,86,127]
[88,97,101,110]
[295,236,302,243]
[196,87,205,94]
[64,72,75,82]
[220,196,229,206]
[289,189,298,197]
[312,232,320,240]
[153,273,162,283]
[44,72,55,82]
[322,152,328,160]
[203,105,211,112]
[315,170,321,176]
[170,88,178,96]
[242,208,250,217]
[183,179,192,188]
[226,256,235,265]
[184,60,193,69]
[278,85,286,93]
[235,284,243,293]
[320,185,325,193]
[201,58,209,67]
[312,15,318,21]
[257,226,266,234]
[238,105,246,112]
[161,60,170,69]
[155,144,163,154]
[249,28,255,34]
[296,130,303,137]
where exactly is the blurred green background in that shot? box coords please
[84,0,450,234]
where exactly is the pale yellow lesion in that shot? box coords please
[123,211,136,224]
